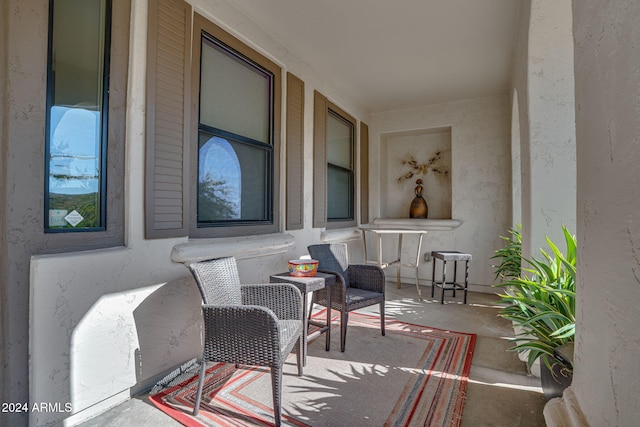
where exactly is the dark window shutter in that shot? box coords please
[145,0,191,238]
[360,122,370,225]
[286,73,305,230]
[313,91,328,228]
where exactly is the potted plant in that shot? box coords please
[491,224,541,371]
[491,223,522,282]
[493,225,576,400]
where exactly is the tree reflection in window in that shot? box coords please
[198,137,241,221]
[50,106,101,195]
[48,106,102,228]
[45,0,109,231]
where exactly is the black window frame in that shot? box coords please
[189,14,282,239]
[326,108,355,223]
[195,33,275,229]
[44,0,113,233]
[312,91,358,230]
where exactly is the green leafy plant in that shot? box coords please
[493,225,576,370]
[491,224,522,281]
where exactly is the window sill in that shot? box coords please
[371,218,463,231]
[171,233,295,264]
[320,227,362,243]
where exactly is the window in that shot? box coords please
[313,91,357,229]
[42,0,127,249]
[45,0,111,231]
[145,8,281,239]
[196,35,274,227]
[327,110,354,221]
[189,16,282,238]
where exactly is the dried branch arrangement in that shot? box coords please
[396,152,449,183]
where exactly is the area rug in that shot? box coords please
[149,311,476,427]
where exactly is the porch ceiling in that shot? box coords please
[230,0,521,113]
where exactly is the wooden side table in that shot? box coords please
[269,272,334,365]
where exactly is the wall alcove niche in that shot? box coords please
[380,127,452,219]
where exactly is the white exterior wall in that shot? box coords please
[566,0,640,425]
[523,0,577,257]
[510,1,531,235]
[369,95,512,290]
[28,0,369,425]
[510,0,577,262]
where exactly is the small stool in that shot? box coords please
[431,251,472,304]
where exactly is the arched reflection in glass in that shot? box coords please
[198,137,241,221]
[49,106,101,196]
[45,0,109,230]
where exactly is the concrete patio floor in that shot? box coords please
[78,282,547,426]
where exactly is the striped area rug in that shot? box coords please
[150,311,475,427]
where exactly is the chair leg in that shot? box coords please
[340,311,349,352]
[307,301,315,323]
[441,260,447,304]
[464,260,470,304]
[296,336,304,376]
[271,366,283,427]
[380,301,386,336]
[193,359,207,416]
[431,258,436,298]
[452,261,458,297]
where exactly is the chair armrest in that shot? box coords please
[317,269,347,288]
[347,265,386,293]
[201,304,282,365]
[241,283,302,320]
[316,269,347,304]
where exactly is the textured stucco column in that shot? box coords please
[520,0,576,259]
[563,0,640,426]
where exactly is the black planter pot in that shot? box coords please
[540,354,573,400]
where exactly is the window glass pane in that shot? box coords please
[198,133,269,223]
[46,0,108,230]
[327,111,352,169]
[200,38,270,144]
[327,166,353,220]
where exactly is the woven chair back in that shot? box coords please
[308,243,350,284]
[188,257,242,305]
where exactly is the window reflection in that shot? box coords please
[49,106,101,195]
[45,0,109,230]
[198,137,241,221]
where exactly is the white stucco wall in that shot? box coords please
[522,0,577,258]
[510,0,577,263]
[570,0,640,425]
[510,1,531,236]
[511,90,522,226]
[369,95,512,289]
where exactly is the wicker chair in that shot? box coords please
[307,243,386,352]
[188,257,304,427]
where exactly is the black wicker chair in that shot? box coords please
[307,243,386,352]
[188,256,303,427]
